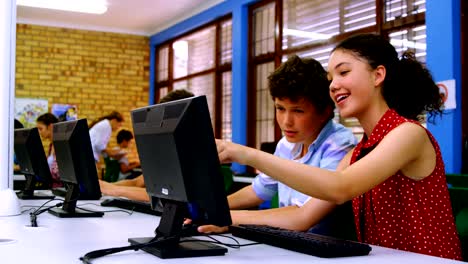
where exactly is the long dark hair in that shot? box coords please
[333,33,443,122]
[89,111,124,129]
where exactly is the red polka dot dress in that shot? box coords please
[350,109,462,260]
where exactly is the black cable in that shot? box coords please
[32,198,63,214]
[180,236,260,249]
[21,207,38,214]
[76,205,133,215]
[29,213,37,227]
[28,198,64,227]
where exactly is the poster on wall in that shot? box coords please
[14,98,48,128]
[51,104,78,122]
[437,79,456,110]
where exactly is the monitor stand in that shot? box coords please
[128,237,227,259]
[16,174,55,200]
[48,207,104,218]
[128,199,227,258]
[16,191,55,200]
[47,184,103,218]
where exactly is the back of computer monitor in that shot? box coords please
[50,119,102,218]
[53,119,101,200]
[130,95,231,258]
[14,127,54,200]
[132,95,230,225]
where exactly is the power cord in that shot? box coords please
[76,205,133,215]
[29,213,37,227]
[28,198,64,227]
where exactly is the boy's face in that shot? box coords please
[274,97,326,147]
[119,139,132,148]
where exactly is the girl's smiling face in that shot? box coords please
[328,49,383,119]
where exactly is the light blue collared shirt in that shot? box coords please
[252,120,357,207]
[252,120,356,207]
[252,120,357,236]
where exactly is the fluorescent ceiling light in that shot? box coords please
[17,0,108,14]
[283,28,331,40]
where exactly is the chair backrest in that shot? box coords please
[448,186,468,261]
[103,157,121,182]
[260,141,277,154]
[221,165,233,193]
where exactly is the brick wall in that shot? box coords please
[15,24,150,175]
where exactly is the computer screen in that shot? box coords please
[48,118,103,218]
[129,95,232,258]
[13,127,54,200]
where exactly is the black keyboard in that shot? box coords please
[100,198,162,216]
[230,224,371,258]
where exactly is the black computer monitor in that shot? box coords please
[48,119,103,218]
[128,95,232,258]
[14,127,55,200]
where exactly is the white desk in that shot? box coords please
[0,198,464,264]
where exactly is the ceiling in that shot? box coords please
[16,0,225,36]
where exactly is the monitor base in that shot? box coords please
[128,237,227,259]
[48,207,104,218]
[16,191,54,200]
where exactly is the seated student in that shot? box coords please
[113,129,141,181]
[215,34,462,260]
[197,56,357,237]
[36,113,62,188]
[99,89,195,201]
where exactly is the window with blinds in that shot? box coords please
[157,46,169,82]
[222,71,232,141]
[249,0,426,149]
[253,3,275,56]
[389,25,426,62]
[282,0,376,50]
[155,16,232,140]
[221,20,233,65]
[174,74,215,123]
[159,87,169,99]
[290,43,334,67]
[173,27,216,79]
[385,0,426,22]
[255,62,276,150]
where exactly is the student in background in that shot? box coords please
[215,34,462,260]
[99,89,195,201]
[197,56,357,238]
[89,111,125,162]
[114,129,141,180]
[36,113,62,188]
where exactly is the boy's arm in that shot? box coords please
[119,161,141,173]
[100,180,149,202]
[112,175,145,187]
[198,197,336,233]
[228,185,264,209]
